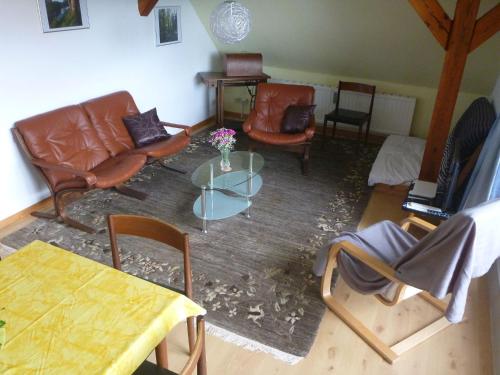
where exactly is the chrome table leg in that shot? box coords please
[246,172,252,219]
[201,185,208,233]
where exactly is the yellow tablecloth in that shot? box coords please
[0,240,206,374]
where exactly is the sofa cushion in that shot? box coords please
[246,128,308,145]
[123,108,170,148]
[15,105,110,189]
[91,153,146,189]
[129,131,190,158]
[81,91,139,156]
[52,153,147,192]
[281,105,316,134]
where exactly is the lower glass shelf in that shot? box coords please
[192,174,262,221]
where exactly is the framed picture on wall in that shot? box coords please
[37,0,90,33]
[155,6,182,46]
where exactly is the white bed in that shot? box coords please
[368,135,426,186]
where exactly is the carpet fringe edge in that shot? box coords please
[204,321,303,365]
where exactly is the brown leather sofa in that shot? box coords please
[243,83,315,174]
[82,91,191,163]
[14,91,192,233]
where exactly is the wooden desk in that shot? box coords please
[199,71,270,127]
[0,240,206,374]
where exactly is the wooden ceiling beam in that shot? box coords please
[469,4,500,52]
[138,0,158,16]
[408,0,452,49]
[418,0,481,181]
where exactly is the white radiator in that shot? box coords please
[270,79,416,136]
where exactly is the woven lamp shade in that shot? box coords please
[210,1,252,44]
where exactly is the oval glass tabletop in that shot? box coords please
[191,151,264,189]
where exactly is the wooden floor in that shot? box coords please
[155,190,492,375]
[0,189,492,375]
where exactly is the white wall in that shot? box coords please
[0,0,218,221]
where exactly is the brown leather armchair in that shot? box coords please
[14,105,147,234]
[81,91,191,172]
[243,83,316,174]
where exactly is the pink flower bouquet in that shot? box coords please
[208,127,236,151]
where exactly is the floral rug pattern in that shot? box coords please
[4,131,379,361]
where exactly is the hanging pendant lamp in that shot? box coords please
[210,1,252,44]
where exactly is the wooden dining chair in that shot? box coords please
[133,315,207,375]
[107,214,196,367]
[323,81,376,144]
[321,216,451,364]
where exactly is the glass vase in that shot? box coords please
[220,148,232,172]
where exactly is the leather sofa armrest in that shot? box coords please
[305,114,316,139]
[160,121,191,136]
[31,159,97,187]
[243,111,257,133]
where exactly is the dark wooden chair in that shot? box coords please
[107,214,199,371]
[133,316,207,375]
[323,81,376,144]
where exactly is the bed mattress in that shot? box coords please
[368,135,426,186]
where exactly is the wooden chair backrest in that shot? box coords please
[107,214,192,298]
[336,81,376,115]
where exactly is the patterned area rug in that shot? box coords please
[3,130,378,363]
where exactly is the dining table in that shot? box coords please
[0,240,206,374]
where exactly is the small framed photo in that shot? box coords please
[155,6,182,46]
[37,0,90,33]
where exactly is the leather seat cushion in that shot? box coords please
[129,131,190,158]
[92,153,146,189]
[81,91,139,156]
[53,153,146,192]
[325,109,370,125]
[247,128,308,145]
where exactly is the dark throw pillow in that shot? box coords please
[122,108,170,147]
[281,105,316,134]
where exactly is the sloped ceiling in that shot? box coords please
[190,0,499,94]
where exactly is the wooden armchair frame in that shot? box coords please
[321,216,452,364]
[108,214,197,370]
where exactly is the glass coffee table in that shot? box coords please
[191,151,264,233]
